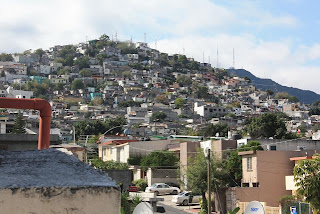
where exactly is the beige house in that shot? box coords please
[236,150,318,207]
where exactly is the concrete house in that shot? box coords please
[235,150,318,207]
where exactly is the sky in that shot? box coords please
[1,0,320,93]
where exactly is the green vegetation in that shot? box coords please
[199,123,229,137]
[74,116,126,138]
[275,92,299,103]
[0,53,13,61]
[12,112,26,134]
[132,179,148,191]
[72,79,85,90]
[91,158,128,170]
[120,192,142,214]
[150,111,167,122]
[140,150,179,170]
[175,97,187,108]
[293,154,320,212]
[74,56,90,70]
[244,113,287,139]
[127,154,144,165]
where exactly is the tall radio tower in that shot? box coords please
[216,45,219,68]
[233,48,235,69]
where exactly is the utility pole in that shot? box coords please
[207,148,211,214]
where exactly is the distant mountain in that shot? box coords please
[227,69,320,104]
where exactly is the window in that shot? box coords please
[204,108,208,111]
[252,182,259,187]
[270,145,276,151]
[209,109,213,112]
[242,183,249,187]
[247,157,252,171]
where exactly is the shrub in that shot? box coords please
[133,179,148,191]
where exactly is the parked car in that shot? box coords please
[172,191,202,205]
[145,183,180,195]
[128,184,138,192]
[165,182,180,189]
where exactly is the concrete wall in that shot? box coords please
[0,134,62,151]
[147,168,178,187]
[0,187,120,214]
[104,170,133,191]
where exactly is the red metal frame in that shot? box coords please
[0,98,52,149]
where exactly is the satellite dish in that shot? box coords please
[244,201,265,214]
[133,202,153,214]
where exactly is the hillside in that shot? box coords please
[227,69,320,104]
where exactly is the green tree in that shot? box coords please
[117,42,137,54]
[55,83,65,91]
[188,61,200,70]
[140,150,178,170]
[293,154,320,212]
[0,53,13,61]
[244,113,287,139]
[79,69,92,77]
[72,79,84,90]
[12,112,26,134]
[150,111,167,122]
[243,76,251,83]
[74,56,90,70]
[57,67,71,75]
[199,123,229,137]
[175,98,187,109]
[34,48,45,58]
[266,89,274,97]
[176,75,192,87]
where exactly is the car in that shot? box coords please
[128,184,138,192]
[165,182,180,189]
[145,183,180,196]
[172,191,202,205]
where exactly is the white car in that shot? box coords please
[172,191,202,205]
[145,183,180,195]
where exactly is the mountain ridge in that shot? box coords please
[227,68,320,104]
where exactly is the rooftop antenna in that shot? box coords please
[216,45,219,68]
[115,32,118,43]
[130,36,133,44]
[233,48,235,69]
[203,51,205,63]
[144,33,147,43]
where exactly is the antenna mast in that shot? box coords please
[144,33,147,43]
[233,48,235,69]
[216,45,219,68]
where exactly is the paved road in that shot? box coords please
[156,195,200,213]
[157,203,189,214]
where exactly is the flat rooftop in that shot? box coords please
[0,148,118,189]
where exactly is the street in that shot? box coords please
[156,195,201,214]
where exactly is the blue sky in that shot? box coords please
[1,0,320,93]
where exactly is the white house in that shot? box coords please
[6,86,33,99]
[194,102,229,118]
